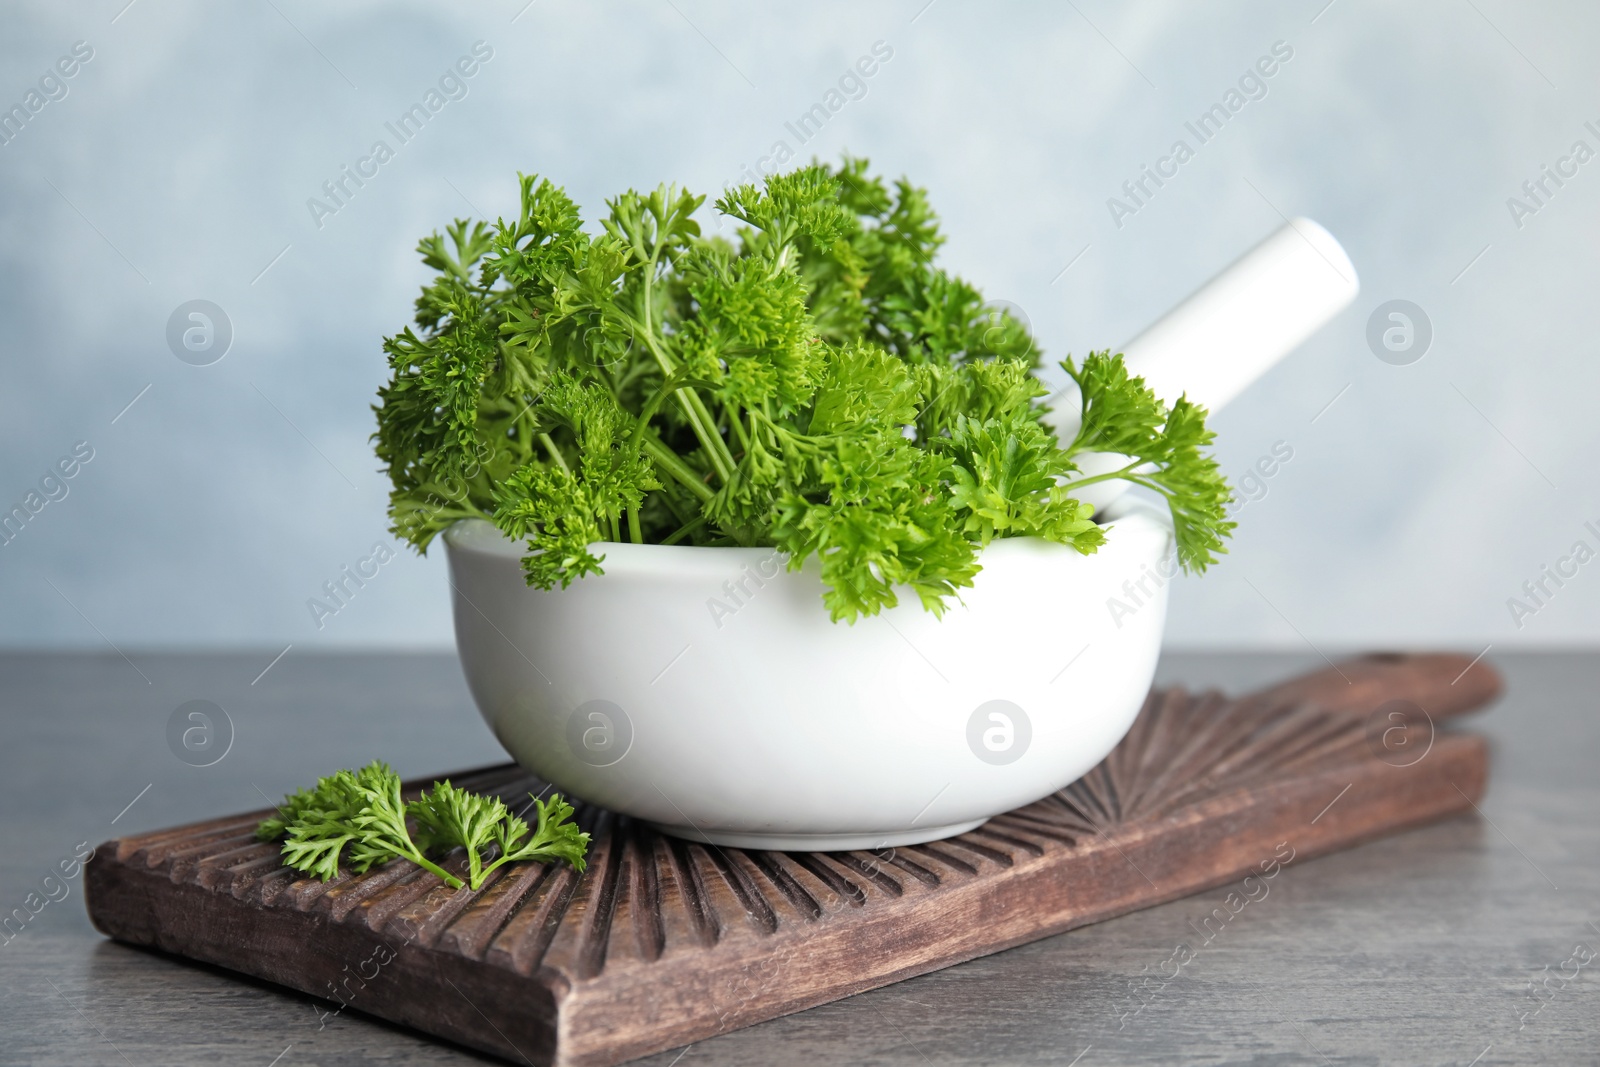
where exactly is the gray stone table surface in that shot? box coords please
[1,649,1596,1066]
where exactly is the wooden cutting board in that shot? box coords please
[85,652,1500,1067]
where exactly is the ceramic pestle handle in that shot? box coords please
[1048,217,1360,512]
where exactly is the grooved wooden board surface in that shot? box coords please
[83,652,1501,1067]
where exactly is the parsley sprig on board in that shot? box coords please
[374,158,1233,621]
[256,762,588,891]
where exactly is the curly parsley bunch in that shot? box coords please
[374,159,1233,622]
[257,762,587,890]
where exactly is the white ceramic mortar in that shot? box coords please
[444,218,1359,849]
[447,495,1173,850]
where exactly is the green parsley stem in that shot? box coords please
[409,851,464,890]
[637,260,740,483]
[538,433,571,474]
[640,435,715,503]
[1058,460,1149,492]
[661,514,708,545]
[677,389,737,482]
[725,403,752,456]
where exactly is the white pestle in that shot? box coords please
[1045,217,1360,512]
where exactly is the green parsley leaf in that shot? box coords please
[372,159,1234,622]
[1059,351,1235,571]
[257,764,588,892]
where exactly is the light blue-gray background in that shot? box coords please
[2,0,1596,654]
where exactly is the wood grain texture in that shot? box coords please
[83,652,1499,1067]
